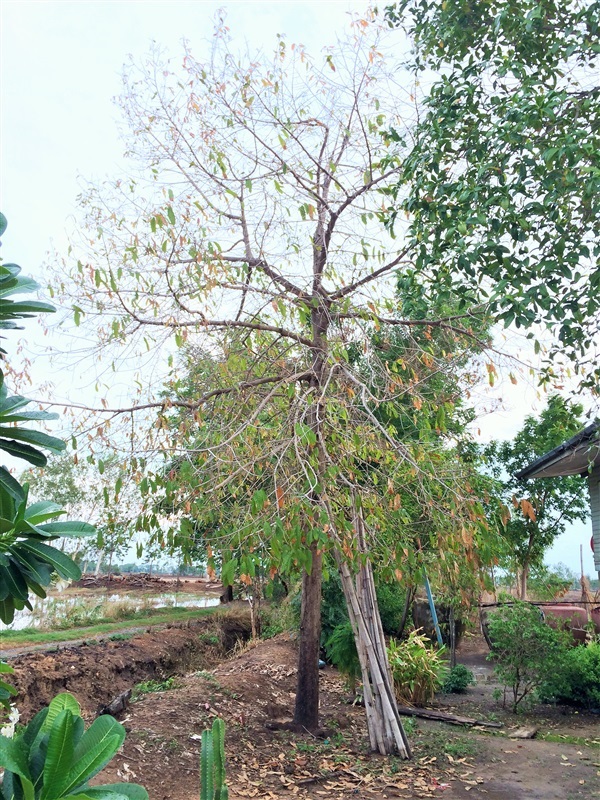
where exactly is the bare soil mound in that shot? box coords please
[9,611,251,721]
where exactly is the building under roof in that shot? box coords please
[516,421,600,578]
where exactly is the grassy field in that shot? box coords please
[0,606,218,648]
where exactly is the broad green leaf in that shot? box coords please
[0,596,15,624]
[42,709,76,798]
[0,736,35,800]
[0,410,59,423]
[0,276,41,298]
[0,467,25,503]
[23,502,65,523]
[0,300,55,316]
[37,521,95,538]
[73,716,125,764]
[18,541,81,581]
[0,427,65,453]
[0,439,48,467]
[43,693,81,733]
[12,543,54,583]
[57,734,122,796]
[0,562,29,601]
[0,395,38,415]
[23,707,49,748]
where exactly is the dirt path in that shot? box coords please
[92,633,599,800]
[0,624,180,660]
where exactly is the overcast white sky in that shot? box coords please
[0,0,596,575]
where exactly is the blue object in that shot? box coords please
[424,572,444,648]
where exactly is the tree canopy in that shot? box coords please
[385,0,600,389]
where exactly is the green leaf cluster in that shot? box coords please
[483,395,588,584]
[0,692,148,800]
[388,630,448,707]
[385,1,600,388]
[0,215,94,622]
[487,601,570,711]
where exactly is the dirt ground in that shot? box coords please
[3,608,599,799]
[86,629,599,800]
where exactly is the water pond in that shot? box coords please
[0,588,220,631]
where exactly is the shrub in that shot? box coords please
[487,601,570,712]
[374,579,409,636]
[259,596,299,639]
[325,621,361,693]
[388,630,448,706]
[443,664,476,694]
[319,571,349,646]
[132,677,177,700]
[540,639,600,709]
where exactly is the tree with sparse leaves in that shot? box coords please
[54,15,498,756]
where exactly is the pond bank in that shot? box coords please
[6,607,252,721]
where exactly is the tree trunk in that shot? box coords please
[449,606,456,668]
[293,290,328,730]
[95,547,105,577]
[397,585,415,640]
[519,562,529,600]
[221,585,234,604]
[293,541,323,729]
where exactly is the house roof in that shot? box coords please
[515,421,600,479]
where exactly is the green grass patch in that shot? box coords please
[538,732,600,749]
[412,724,481,760]
[0,606,217,648]
[132,677,178,700]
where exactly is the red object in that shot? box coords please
[591,535,595,553]
[543,605,589,644]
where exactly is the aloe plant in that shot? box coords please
[0,692,148,800]
[200,718,228,800]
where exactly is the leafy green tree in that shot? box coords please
[484,395,589,599]
[385,0,600,389]
[52,15,508,755]
[487,601,570,712]
[23,452,137,577]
